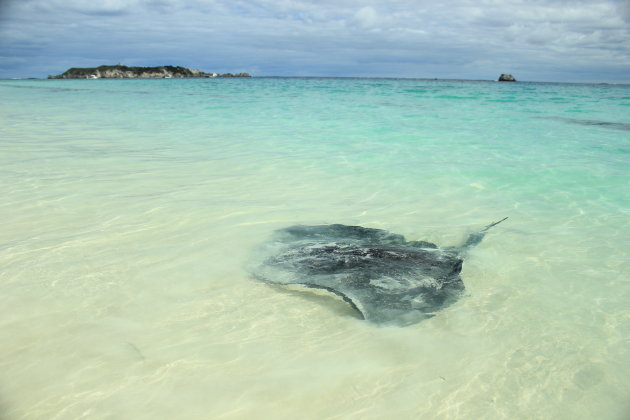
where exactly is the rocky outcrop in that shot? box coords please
[48,65,251,79]
[498,74,516,82]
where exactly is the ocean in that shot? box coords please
[0,77,628,419]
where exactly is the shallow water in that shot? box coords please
[0,77,629,419]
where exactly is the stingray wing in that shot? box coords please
[255,225,465,325]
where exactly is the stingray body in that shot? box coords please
[253,218,507,326]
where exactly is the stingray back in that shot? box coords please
[254,224,466,325]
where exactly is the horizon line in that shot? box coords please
[2,75,629,86]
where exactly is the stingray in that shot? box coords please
[252,218,507,326]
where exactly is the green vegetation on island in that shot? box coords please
[47,64,251,79]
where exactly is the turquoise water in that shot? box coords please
[0,78,629,419]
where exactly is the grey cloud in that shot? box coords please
[0,0,628,82]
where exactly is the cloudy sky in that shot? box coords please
[1,0,629,82]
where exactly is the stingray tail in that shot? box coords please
[457,217,508,253]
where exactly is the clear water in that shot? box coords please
[0,78,629,419]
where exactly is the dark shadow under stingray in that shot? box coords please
[252,218,507,326]
[267,284,365,320]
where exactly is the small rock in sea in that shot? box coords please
[498,74,517,82]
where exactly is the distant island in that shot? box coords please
[47,64,251,79]
[498,73,516,82]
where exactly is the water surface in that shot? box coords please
[1,77,629,419]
